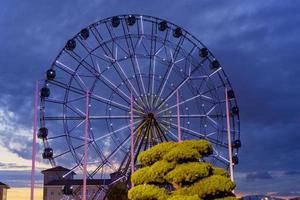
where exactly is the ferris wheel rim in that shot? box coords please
[39,14,241,180]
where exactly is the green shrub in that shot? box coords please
[212,167,229,177]
[165,162,212,186]
[131,166,151,185]
[177,175,235,199]
[178,140,213,156]
[138,142,177,166]
[128,184,169,200]
[163,146,201,162]
[149,160,176,183]
[167,195,200,200]
[129,140,237,200]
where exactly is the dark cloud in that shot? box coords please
[245,171,273,181]
[284,170,300,176]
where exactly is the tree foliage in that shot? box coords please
[128,185,168,200]
[128,140,237,200]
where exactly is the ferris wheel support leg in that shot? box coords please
[130,92,135,186]
[83,90,90,200]
[176,89,182,142]
[225,87,235,191]
[30,81,38,200]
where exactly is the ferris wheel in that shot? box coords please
[38,14,241,189]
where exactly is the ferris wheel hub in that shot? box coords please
[146,113,155,119]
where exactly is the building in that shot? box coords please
[0,182,9,200]
[42,166,111,200]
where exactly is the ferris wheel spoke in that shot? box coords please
[47,134,66,140]
[207,116,219,128]
[151,122,164,144]
[103,53,146,109]
[119,123,148,173]
[47,79,81,97]
[53,149,73,159]
[156,76,191,110]
[43,115,142,120]
[161,120,205,138]
[54,141,91,161]
[134,123,149,157]
[207,104,217,115]
[212,153,230,166]
[68,135,87,142]
[90,138,107,161]
[76,37,93,53]
[116,32,150,110]
[153,120,169,142]
[97,22,142,102]
[156,60,208,110]
[151,47,163,96]
[55,60,75,73]
[158,122,178,141]
[43,116,80,120]
[183,131,227,149]
[157,92,215,115]
[134,55,149,107]
[103,25,130,58]
[93,119,143,142]
[145,120,158,148]
[154,38,184,107]
[152,120,168,142]
[68,120,85,134]
[91,93,144,115]
[64,50,133,107]
[44,98,64,104]
[100,73,131,100]
[89,52,115,65]
[118,121,148,173]
[90,135,131,177]
[160,119,226,148]
[156,61,175,106]
[67,104,86,117]
[156,56,186,104]
[90,115,140,120]
[147,23,156,95]
[120,21,143,96]
[164,124,221,148]
[87,48,134,104]
[158,114,222,118]
[208,67,222,78]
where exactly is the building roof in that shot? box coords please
[41,166,76,174]
[0,182,10,189]
[45,179,111,186]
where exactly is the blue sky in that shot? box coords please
[0,0,300,195]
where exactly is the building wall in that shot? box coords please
[0,188,7,200]
[44,185,107,200]
[3,189,7,200]
[43,171,74,184]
